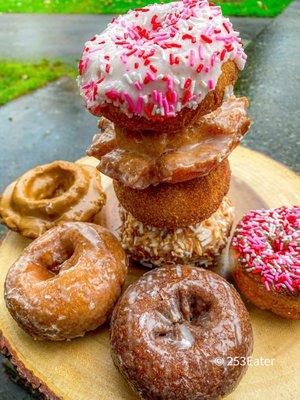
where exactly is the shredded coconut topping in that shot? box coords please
[120,196,234,267]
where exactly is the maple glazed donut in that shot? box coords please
[4,222,127,341]
[0,161,106,238]
[231,206,300,320]
[114,159,231,229]
[78,0,246,132]
[111,265,253,400]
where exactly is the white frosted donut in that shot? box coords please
[78,0,246,120]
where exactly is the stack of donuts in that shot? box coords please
[80,0,251,268]
[1,2,298,400]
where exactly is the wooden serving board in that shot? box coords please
[0,146,299,400]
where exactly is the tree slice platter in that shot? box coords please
[0,146,299,400]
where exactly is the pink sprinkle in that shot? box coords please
[198,45,204,60]
[162,98,170,114]
[167,76,174,90]
[123,92,135,111]
[134,81,142,91]
[189,49,195,67]
[135,96,144,114]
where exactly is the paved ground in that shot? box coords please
[0,14,271,62]
[0,2,299,399]
[236,0,300,171]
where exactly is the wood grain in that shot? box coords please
[0,146,299,400]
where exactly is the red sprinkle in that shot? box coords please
[200,34,212,44]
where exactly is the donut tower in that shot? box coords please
[79,0,251,268]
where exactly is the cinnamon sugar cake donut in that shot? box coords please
[0,161,106,238]
[114,159,231,229]
[78,0,247,132]
[111,265,253,400]
[230,206,300,320]
[5,222,127,340]
[120,196,234,268]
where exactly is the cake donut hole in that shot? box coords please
[27,167,75,201]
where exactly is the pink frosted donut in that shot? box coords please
[231,206,300,319]
[78,0,246,130]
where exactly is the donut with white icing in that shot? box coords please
[111,265,253,400]
[5,222,127,340]
[230,206,300,320]
[78,0,246,132]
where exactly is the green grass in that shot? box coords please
[0,60,76,106]
[0,0,293,17]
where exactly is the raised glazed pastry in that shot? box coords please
[88,96,250,189]
[120,196,234,267]
[0,161,106,238]
[231,206,300,320]
[5,222,127,340]
[114,159,230,229]
[78,1,246,133]
[111,265,253,400]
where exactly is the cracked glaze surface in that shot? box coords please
[111,265,253,400]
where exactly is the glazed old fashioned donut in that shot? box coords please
[111,265,253,400]
[114,159,230,229]
[120,196,234,268]
[4,222,127,340]
[88,96,250,189]
[78,0,246,132]
[230,206,300,320]
[0,161,106,238]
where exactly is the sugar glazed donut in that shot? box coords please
[5,222,127,340]
[0,161,106,238]
[111,265,253,400]
[78,0,246,132]
[114,159,231,229]
[120,196,234,268]
[88,97,249,189]
[231,206,300,320]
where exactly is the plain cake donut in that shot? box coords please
[114,159,231,229]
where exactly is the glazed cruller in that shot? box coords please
[79,0,251,268]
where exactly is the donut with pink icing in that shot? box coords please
[231,206,300,320]
[111,265,253,400]
[78,0,246,131]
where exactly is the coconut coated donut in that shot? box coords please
[230,206,300,320]
[114,159,231,229]
[5,222,127,340]
[111,265,253,400]
[120,196,234,268]
[78,0,246,132]
[0,161,106,238]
